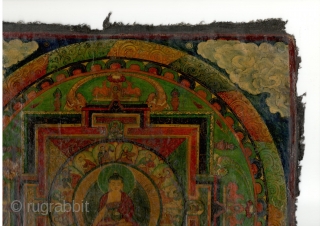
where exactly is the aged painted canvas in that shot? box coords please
[2,20,302,226]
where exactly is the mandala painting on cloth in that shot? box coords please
[3,20,302,226]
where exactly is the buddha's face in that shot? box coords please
[109,179,123,192]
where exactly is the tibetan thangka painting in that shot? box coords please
[2,20,302,226]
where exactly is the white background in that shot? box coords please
[1,0,320,225]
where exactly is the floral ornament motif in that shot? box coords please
[213,155,228,177]
[214,140,235,150]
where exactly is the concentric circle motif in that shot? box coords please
[48,142,184,226]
